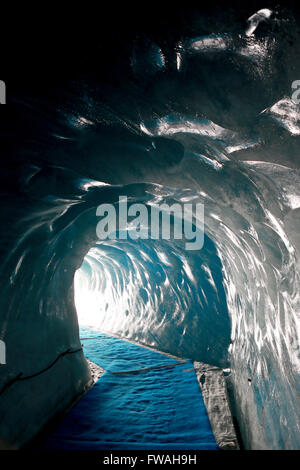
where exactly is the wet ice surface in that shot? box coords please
[0,5,300,450]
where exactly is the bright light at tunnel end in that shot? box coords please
[95,196,205,250]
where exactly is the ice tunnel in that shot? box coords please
[0,1,300,451]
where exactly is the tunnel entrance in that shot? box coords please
[55,232,239,450]
[74,234,231,368]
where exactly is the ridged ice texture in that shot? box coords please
[75,232,231,367]
[0,6,300,450]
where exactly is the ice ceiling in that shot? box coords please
[0,3,299,450]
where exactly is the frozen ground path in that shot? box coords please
[38,326,218,450]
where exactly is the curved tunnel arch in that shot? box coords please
[74,230,231,367]
[0,3,300,451]
[1,151,299,449]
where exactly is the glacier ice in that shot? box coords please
[0,4,299,450]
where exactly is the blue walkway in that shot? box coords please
[39,327,218,450]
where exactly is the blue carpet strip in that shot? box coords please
[38,326,218,450]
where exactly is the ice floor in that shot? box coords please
[38,326,218,450]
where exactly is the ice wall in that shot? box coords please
[0,4,299,450]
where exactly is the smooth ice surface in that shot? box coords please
[0,4,300,450]
[39,329,218,450]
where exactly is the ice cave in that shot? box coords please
[0,2,299,451]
